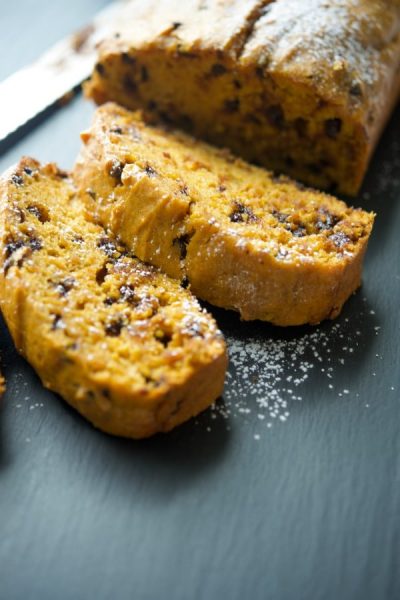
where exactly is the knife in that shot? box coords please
[0,0,131,144]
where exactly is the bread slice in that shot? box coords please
[85,0,400,195]
[0,157,227,438]
[74,103,374,326]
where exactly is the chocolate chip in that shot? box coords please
[55,277,75,296]
[265,105,284,129]
[272,210,288,223]
[27,205,49,223]
[144,164,157,177]
[51,314,64,331]
[315,209,340,231]
[230,201,258,224]
[98,237,119,258]
[121,52,136,65]
[23,167,34,176]
[142,373,158,386]
[224,98,240,113]
[108,159,124,181]
[96,265,108,285]
[11,174,24,186]
[95,63,106,76]
[180,184,189,195]
[210,63,227,77]
[105,316,124,337]
[218,184,227,192]
[292,226,306,238]
[110,127,123,134]
[29,237,42,252]
[3,235,41,273]
[325,118,342,139]
[155,330,172,347]
[123,75,137,92]
[329,231,350,248]
[181,276,190,288]
[86,188,96,200]
[119,284,137,305]
[173,233,191,260]
[5,237,25,258]
[350,82,363,97]
[104,297,117,306]
[141,66,149,82]
[172,21,182,30]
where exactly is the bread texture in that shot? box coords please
[74,103,374,326]
[85,0,400,195]
[0,157,227,438]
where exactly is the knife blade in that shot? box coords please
[0,0,131,144]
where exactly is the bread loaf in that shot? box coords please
[85,0,400,195]
[0,157,227,438]
[74,103,374,326]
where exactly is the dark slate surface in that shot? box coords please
[0,2,399,599]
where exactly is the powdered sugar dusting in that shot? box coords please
[202,299,390,438]
[222,323,342,428]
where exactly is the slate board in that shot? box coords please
[1,3,400,599]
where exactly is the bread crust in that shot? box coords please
[74,103,374,326]
[85,0,400,195]
[0,158,227,438]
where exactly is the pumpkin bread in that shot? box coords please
[0,157,227,438]
[74,103,374,326]
[85,0,400,195]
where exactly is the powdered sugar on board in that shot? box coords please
[200,297,393,440]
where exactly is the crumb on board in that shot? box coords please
[0,372,5,398]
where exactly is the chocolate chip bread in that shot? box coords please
[0,157,227,438]
[85,0,400,195]
[74,103,374,326]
